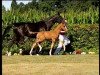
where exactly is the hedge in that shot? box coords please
[2,24,99,55]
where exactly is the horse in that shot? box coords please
[29,20,68,55]
[2,12,64,51]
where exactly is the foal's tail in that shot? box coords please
[25,25,38,35]
[29,31,38,35]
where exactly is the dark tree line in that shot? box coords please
[10,0,99,14]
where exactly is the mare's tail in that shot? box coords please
[2,24,13,40]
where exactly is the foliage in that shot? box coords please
[67,24,99,53]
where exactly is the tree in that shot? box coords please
[18,2,25,12]
[2,5,6,12]
[11,0,18,11]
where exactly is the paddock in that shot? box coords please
[2,55,99,75]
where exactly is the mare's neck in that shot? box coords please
[45,16,56,29]
[46,18,54,25]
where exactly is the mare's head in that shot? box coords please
[49,12,63,23]
[45,12,64,30]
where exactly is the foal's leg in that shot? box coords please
[37,43,42,52]
[49,41,55,55]
[35,43,42,55]
[30,43,37,56]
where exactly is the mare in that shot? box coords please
[29,20,68,55]
[2,13,64,51]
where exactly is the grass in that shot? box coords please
[2,55,99,75]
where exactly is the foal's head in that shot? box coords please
[56,22,68,32]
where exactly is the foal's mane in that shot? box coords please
[54,23,64,31]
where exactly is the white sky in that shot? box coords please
[2,1,32,10]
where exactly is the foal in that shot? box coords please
[29,22,68,55]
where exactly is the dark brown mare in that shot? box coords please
[29,20,68,55]
[2,13,64,51]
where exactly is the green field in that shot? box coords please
[2,55,99,75]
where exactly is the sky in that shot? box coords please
[2,1,32,10]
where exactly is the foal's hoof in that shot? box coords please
[30,54,32,56]
[49,52,52,56]
[29,51,33,56]
[30,53,33,56]
[49,53,52,56]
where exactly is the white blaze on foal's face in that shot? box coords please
[64,25,67,32]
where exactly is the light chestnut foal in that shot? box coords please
[29,21,68,55]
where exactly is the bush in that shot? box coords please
[67,24,99,53]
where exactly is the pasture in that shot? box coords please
[2,55,99,75]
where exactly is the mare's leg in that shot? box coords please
[7,35,19,56]
[30,43,37,55]
[8,35,17,52]
[49,41,55,55]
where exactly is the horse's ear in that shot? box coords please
[61,19,65,24]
